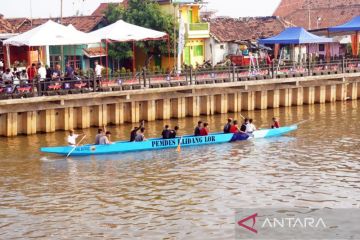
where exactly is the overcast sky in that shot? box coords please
[0,0,281,18]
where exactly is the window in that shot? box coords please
[193,45,203,57]
[220,45,224,50]
[66,56,81,70]
[50,55,61,68]
[319,44,325,52]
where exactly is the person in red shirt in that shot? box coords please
[200,122,209,136]
[27,63,37,82]
[271,117,280,128]
[229,120,239,133]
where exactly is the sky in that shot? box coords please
[0,0,282,19]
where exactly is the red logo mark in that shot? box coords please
[237,213,258,234]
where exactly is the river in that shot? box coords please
[0,101,359,239]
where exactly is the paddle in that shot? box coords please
[176,136,183,152]
[66,134,87,159]
[293,119,309,126]
[239,113,246,120]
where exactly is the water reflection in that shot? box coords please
[0,101,359,239]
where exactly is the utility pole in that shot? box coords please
[173,3,177,72]
[29,0,33,26]
[60,0,63,23]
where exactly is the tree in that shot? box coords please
[104,0,177,68]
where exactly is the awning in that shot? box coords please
[329,16,360,32]
[258,27,334,45]
[89,20,168,42]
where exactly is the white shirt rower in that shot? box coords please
[246,119,257,133]
[67,130,79,146]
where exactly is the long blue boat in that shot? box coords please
[40,125,298,156]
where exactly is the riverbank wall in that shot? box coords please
[0,73,359,137]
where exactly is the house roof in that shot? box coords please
[273,0,360,29]
[0,18,15,33]
[83,47,107,58]
[6,15,105,33]
[208,16,293,43]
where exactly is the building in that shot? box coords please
[274,0,360,30]
[156,0,210,68]
[205,17,291,65]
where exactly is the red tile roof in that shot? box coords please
[83,47,107,58]
[274,0,360,29]
[6,15,106,33]
[0,18,15,33]
[208,17,293,42]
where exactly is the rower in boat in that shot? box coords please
[246,119,257,134]
[271,117,280,129]
[67,129,84,146]
[161,125,171,139]
[223,118,232,133]
[229,120,247,134]
[99,131,112,145]
[194,121,203,136]
[240,118,249,133]
[169,126,179,138]
[135,127,147,142]
[130,120,145,141]
[95,125,106,145]
[200,122,210,136]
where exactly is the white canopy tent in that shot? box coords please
[3,20,97,46]
[89,20,169,76]
[89,20,168,42]
[3,20,98,68]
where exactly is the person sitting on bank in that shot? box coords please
[194,121,203,136]
[130,120,145,141]
[162,125,171,139]
[246,119,257,133]
[67,129,83,146]
[271,117,280,129]
[169,126,179,138]
[200,122,210,136]
[99,131,112,145]
[95,126,106,145]
[135,127,146,142]
[223,118,232,133]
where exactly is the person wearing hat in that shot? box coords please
[223,118,233,133]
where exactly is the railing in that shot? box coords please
[1,57,360,100]
[189,23,209,31]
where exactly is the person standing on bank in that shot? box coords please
[37,63,47,93]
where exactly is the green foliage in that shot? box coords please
[104,0,176,63]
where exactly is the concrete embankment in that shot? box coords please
[0,73,359,137]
